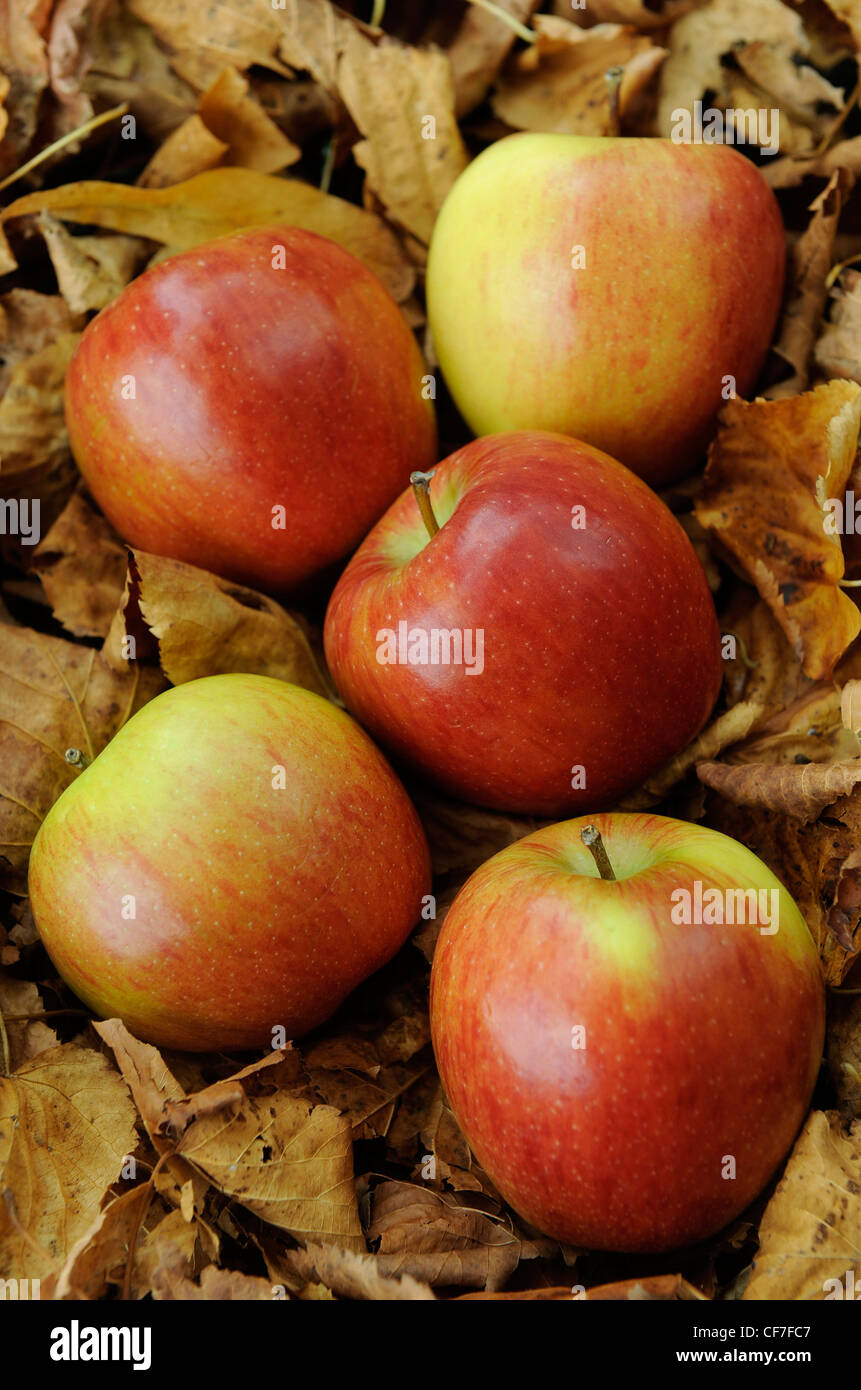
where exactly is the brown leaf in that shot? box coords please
[52,1184,155,1300]
[0,626,165,892]
[0,1042,138,1279]
[618,700,766,810]
[0,971,57,1068]
[282,1241,436,1300]
[367,1179,523,1291]
[828,989,861,1123]
[37,216,151,315]
[729,683,859,767]
[81,6,199,142]
[132,1206,206,1299]
[197,65,301,174]
[766,171,852,398]
[127,0,290,76]
[34,490,128,639]
[458,1273,706,1300]
[0,0,50,179]
[0,290,81,396]
[0,331,79,480]
[137,114,228,188]
[2,168,416,302]
[492,16,666,137]
[447,0,540,117]
[815,267,861,386]
[412,788,546,880]
[764,136,861,191]
[153,1264,275,1300]
[105,549,330,696]
[697,758,861,821]
[705,788,861,983]
[337,32,469,247]
[694,382,861,681]
[742,1111,861,1300]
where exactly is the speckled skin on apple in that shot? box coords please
[64,225,437,593]
[430,813,825,1253]
[426,133,785,488]
[324,431,723,816]
[28,675,432,1052]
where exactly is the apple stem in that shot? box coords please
[580,824,617,881]
[605,66,625,138]
[411,470,440,540]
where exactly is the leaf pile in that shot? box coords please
[1,0,861,1302]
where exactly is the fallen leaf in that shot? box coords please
[705,788,861,983]
[0,332,79,480]
[765,171,852,397]
[104,548,330,696]
[0,1042,138,1279]
[153,1263,275,1300]
[132,1206,206,1299]
[742,1111,860,1300]
[52,1183,155,1300]
[2,168,415,301]
[34,490,128,639]
[197,65,301,173]
[80,6,199,141]
[729,683,859,767]
[492,16,666,137]
[367,1179,522,1291]
[828,989,861,1123]
[0,0,51,178]
[127,0,290,76]
[618,700,766,809]
[447,0,540,117]
[282,1241,436,1300]
[815,267,861,385]
[411,789,546,880]
[37,215,150,315]
[0,625,165,892]
[697,758,861,820]
[0,971,57,1068]
[694,382,861,681]
[458,1273,706,1299]
[137,113,228,187]
[0,289,81,396]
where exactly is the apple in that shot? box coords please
[430,812,825,1253]
[426,133,785,488]
[64,225,437,593]
[323,430,723,817]
[28,674,431,1051]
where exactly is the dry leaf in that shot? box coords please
[0,626,165,892]
[816,268,861,385]
[153,1264,275,1300]
[0,1042,138,1279]
[705,789,861,983]
[694,382,861,681]
[34,490,129,639]
[828,989,861,1123]
[52,1184,155,1300]
[697,758,861,821]
[127,0,290,75]
[105,548,329,695]
[282,1241,436,1300]
[742,1111,860,1300]
[132,1206,205,1298]
[412,789,545,880]
[0,331,79,479]
[492,16,666,137]
[138,113,229,188]
[618,700,766,809]
[0,290,81,395]
[197,65,301,173]
[368,1179,523,1291]
[80,7,199,141]
[729,683,859,767]
[37,215,151,315]
[0,0,51,178]
[2,168,415,301]
[842,679,861,734]
[338,32,469,247]
[447,0,540,117]
[766,172,853,398]
[0,971,57,1068]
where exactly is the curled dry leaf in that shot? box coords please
[617,699,766,810]
[37,216,151,316]
[0,971,57,1068]
[367,1179,523,1291]
[1,168,415,302]
[411,788,546,880]
[0,1042,138,1280]
[80,7,198,141]
[741,1111,860,1300]
[0,290,81,395]
[694,381,861,681]
[0,0,50,178]
[0,331,79,481]
[492,16,667,137]
[153,1264,275,1300]
[828,990,861,1123]
[705,789,861,983]
[138,113,228,189]
[132,1206,207,1300]
[447,0,541,117]
[764,135,861,191]
[842,679,861,734]
[765,171,853,398]
[719,595,813,716]
[729,683,859,767]
[0,625,165,893]
[197,65,301,174]
[696,758,861,822]
[281,1241,436,1301]
[815,268,861,386]
[105,548,330,697]
[51,1183,155,1301]
[34,489,128,639]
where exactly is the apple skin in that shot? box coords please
[426,134,785,488]
[28,674,431,1052]
[323,431,723,816]
[430,813,825,1253]
[64,226,436,593]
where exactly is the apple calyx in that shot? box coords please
[604,67,624,139]
[580,824,616,881]
[64,748,91,771]
[411,470,440,540]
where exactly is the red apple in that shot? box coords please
[430,813,825,1252]
[323,431,723,816]
[64,226,437,592]
[426,133,785,488]
[28,674,431,1051]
